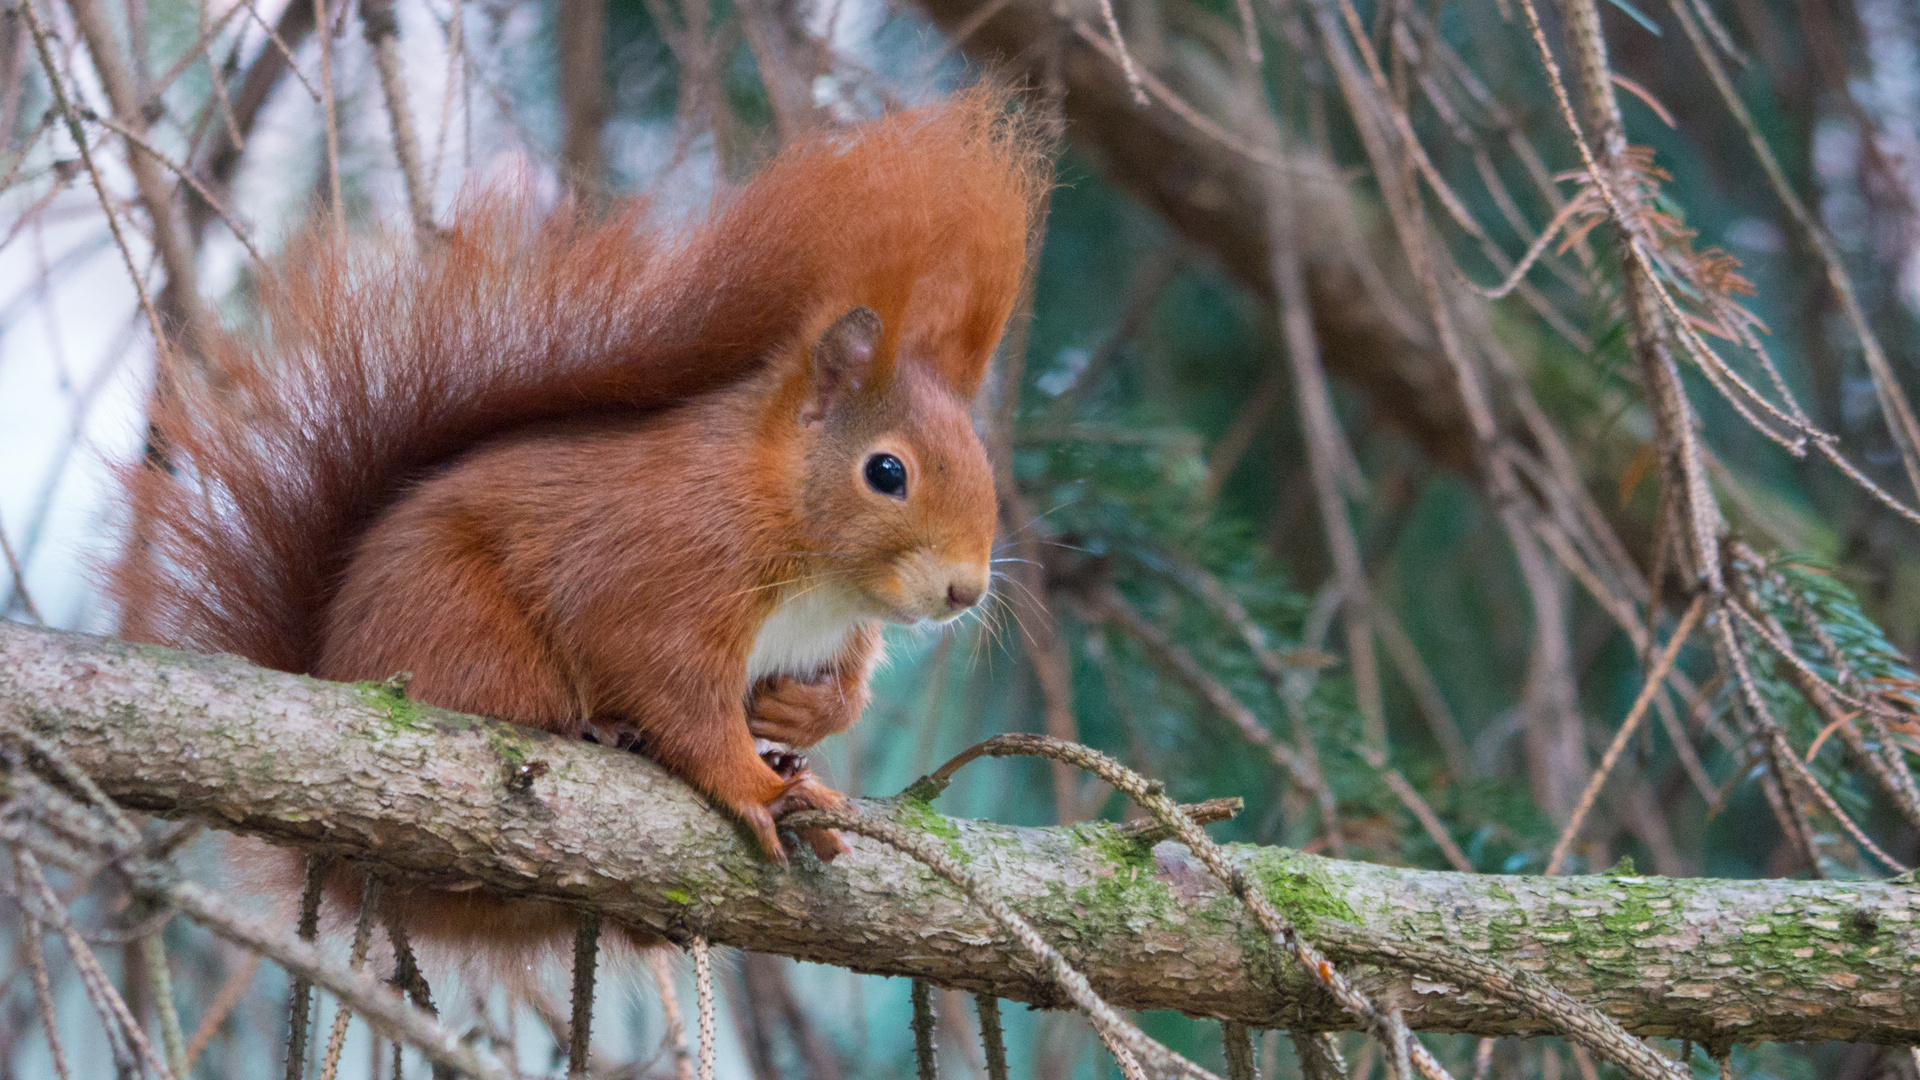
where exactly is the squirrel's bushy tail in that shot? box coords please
[113,89,1049,672]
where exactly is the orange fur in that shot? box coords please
[112,91,1046,957]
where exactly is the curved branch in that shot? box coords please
[1,619,1915,1046]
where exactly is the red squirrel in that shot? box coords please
[112,92,1045,948]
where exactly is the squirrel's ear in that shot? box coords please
[800,306,882,426]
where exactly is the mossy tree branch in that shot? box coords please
[2,619,1916,1046]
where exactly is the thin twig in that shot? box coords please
[15,849,177,1080]
[1667,0,1920,504]
[647,949,696,1080]
[1088,587,1319,786]
[1717,613,1909,874]
[139,0,245,117]
[138,906,190,1079]
[16,0,169,355]
[236,0,323,101]
[183,952,261,1073]
[75,106,264,263]
[362,0,434,236]
[1356,746,1473,872]
[1094,0,1146,104]
[0,515,42,624]
[194,0,248,182]
[315,0,344,239]
[907,736,1435,1077]
[1510,0,1726,592]
[919,736,1689,1080]
[66,0,207,351]
[1546,594,1707,875]
[167,879,512,1079]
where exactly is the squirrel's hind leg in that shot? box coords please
[316,510,590,736]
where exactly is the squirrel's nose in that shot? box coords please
[946,582,983,611]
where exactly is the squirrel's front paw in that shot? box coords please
[747,674,860,748]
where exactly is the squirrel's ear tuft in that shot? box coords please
[801,306,882,426]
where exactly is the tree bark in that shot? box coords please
[2,619,1917,1045]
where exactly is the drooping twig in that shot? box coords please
[568,909,601,1078]
[912,978,939,1080]
[977,995,1009,1080]
[1224,1022,1257,1080]
[927,735,1691,1080]
[908,735,1451,1079]
[285,854,329,1080]
[13,849,177,1080]
[1354,746,1473,873]
[22,913,73,1080]
[692,936,715,1080]
[318,873,385,1080]
[168,878,511,1079]
[1717,602,1908,873]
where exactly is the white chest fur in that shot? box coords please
[746,584,866,682]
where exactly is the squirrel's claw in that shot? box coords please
[738,802,791,869]
[762,772,851,864]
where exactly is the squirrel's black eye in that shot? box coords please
[864,453,907,498]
